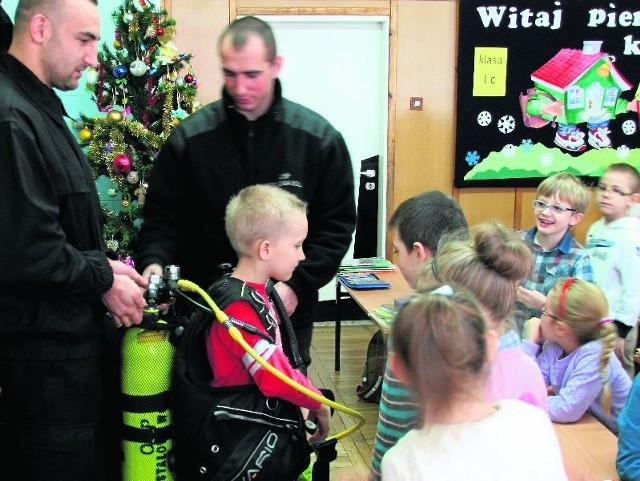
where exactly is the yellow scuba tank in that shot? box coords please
[121,322,175,481]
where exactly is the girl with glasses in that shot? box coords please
[523,277,631,433]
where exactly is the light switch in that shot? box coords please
[410,97,423,111]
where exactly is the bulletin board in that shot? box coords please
[455,0,640,188]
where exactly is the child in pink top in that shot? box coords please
[419,223,548,411]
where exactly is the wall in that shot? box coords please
[5,0,598,248]
[167,0,601,253]
[392,1,599,250]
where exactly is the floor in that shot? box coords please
[306,321,380,481]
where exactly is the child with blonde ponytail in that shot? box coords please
[523,277,631,432]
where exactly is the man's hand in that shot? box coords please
[108,259,147,290]
[274,281,299,316]
[103,259,148,327]
[102,275,147,327]
[142,262,163,280]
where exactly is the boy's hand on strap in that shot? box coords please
[307,404,331,442]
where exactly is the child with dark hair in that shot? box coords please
[370,222,548,481]
[369,190,468,481]
[382,284,566,481]
[387,190,468,288]
[523,277,631,433]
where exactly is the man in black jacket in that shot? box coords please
[0,1,147,479]
[0,0,12,53]
[135,16,356,367]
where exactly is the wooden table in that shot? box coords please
[334,270,412,370]
[553,413,619,481]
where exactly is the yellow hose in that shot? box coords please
[176,279,365,441]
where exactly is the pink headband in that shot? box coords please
[598,318,613,326]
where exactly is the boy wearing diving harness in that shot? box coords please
[169,184,328,481]
[167,184,365,480]
[207,184,330,437]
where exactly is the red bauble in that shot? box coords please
[184,74,194,84]
[112,154,132,174]
[156,27,164,36]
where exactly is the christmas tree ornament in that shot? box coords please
[136,182,148,205]
[156,27,165,36]
[145,25,156,38]
[157,42,178,65]
[107,110,124,123]
[121,199,130,208]
[171,108,187,121]
[86,68,99,86]
[113,40,123,50]
[78,127,92,142]
[130,60,148,77]
[126,171,140,184]
[106,239,119,251]
[107,188,118,197]
[113,65,128,78]
[184,73,194,84]
[123,12,134,24]
[112,154,132,174]
[175,76,185,87]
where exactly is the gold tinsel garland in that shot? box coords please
[162,83,176,137]
[85,117,163,189]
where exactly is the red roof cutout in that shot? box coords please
[531,48,632,91]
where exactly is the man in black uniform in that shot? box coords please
[135,16,356,367]
[0,1,148,479]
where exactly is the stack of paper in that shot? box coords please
[339,257,395,272]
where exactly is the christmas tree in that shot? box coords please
[79,0,200,257]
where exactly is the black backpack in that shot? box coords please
[170,277,311,480]
[356,329,387,403]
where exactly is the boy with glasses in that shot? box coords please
[515,172,594,335]
[586,163,640,378]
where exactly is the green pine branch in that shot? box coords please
[78,0,201,257]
